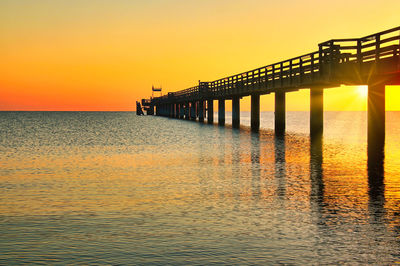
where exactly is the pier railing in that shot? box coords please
[151,26,400,104]
[319,26,400,66]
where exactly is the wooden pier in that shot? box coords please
[141,26,400,152]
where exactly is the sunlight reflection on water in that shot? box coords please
[0,111,399,264]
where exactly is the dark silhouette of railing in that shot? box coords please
[150,26,399,104]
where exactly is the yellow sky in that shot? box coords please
[0,0,399,111]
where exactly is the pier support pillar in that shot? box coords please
[198,101,204,122]
[275,92,286,136]
[368,83,385,165]
[310,87,324,138]
[167,104,170,117]
[185,103,190,120]
[232,97,240,128]
[218,99,225,126]
[191,102,196,121]
[207,99,214,124]
[251,94,260,132]
[179,104,184,119]
[174,104,178,118]
[148,105,154,116]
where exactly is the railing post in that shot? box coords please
[311,53,315,81]
[300,58,303,84]
[398,30,400,69]
[318,44,323,79]
[328,43,334,80]
[375,34,381,61]
[272,64,275,88]
[375,34,381,72]
[357,39,363,71]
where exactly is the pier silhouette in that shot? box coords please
[142,26,400,155]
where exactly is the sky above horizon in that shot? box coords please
[1,0,400,111]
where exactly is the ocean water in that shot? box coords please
[0,111,399,264]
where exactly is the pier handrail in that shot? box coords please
[151,26,400,104]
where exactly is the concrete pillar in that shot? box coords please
[218,99,225,126]
[191,102,196,120]
[185,103,190,120]
[147,104,154,115]
[174,104,178,118]
[207,99,214,124]
[251,94,260,132]
[171,104,174,118]
[232,97,240,128]
[310,87,323,138]
[198,101,204,122]
[367,84,385,208]
[179,104,183,119]
[275,92,286,136]
[368,83,385,165]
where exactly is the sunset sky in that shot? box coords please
[1,0,399,111]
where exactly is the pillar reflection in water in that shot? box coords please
[251,132,261,199]
[368,140,385,222]
[217,127,227,192]
[274,134,286,199]
[231,130,242,203]
[310,134,324,204]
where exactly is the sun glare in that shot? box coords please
[357,86,368,98]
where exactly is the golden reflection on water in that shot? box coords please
[1,111,400,264]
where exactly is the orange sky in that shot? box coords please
[0,0,399,111]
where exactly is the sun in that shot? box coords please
[357,86,368,98]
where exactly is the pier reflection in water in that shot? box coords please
[1,112,400,264]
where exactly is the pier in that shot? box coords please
[141,26,400,150]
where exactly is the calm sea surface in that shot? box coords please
[1,111,400,264]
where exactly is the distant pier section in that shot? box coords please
[140,26,400,152]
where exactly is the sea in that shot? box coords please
[0,111,399,264]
